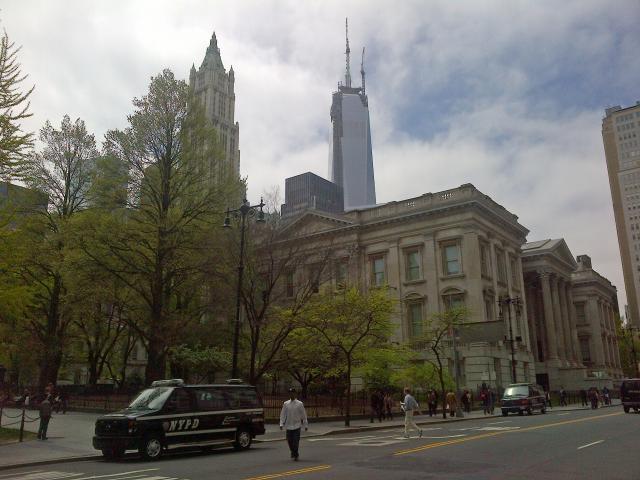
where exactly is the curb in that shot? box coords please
[0,455,102,472]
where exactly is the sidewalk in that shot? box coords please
[0,400,620,470]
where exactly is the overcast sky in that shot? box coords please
[3,0,639,311]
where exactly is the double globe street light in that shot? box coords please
[223,198,265,379]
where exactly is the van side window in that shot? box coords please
[166,389,193,413]
[194,388,228,411]
[237,389,260,408]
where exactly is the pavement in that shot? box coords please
[0,400,620,471]
[0,404,633,480]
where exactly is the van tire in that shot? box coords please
[140,434,163,461]
[234,428,252,451]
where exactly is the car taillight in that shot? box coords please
[520,399,529,405]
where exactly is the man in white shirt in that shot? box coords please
[401,387,423,439]
[279,388,308,460]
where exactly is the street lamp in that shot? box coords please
[498,296,523,384]
[223,197,265,379]
[450,324,464,418]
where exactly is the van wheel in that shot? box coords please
[541,407,546,414]
[502,410,508,416]
[624,406,630,413]
[526,408,532,415]
[234,428,252,451]
[102,447,124,460]
[140,434,163,461]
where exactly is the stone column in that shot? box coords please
[587,298,605,367]
[551,276,567,364]
[540,272,559,360]
[526,284,539,361]
[558,278,574,366]
[565,284,581,365]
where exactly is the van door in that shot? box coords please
[193,388,236,443]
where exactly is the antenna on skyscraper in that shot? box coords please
[360,47,366,94]
[345,18,352,88]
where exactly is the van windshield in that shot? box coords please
[503,386,529,397]
[128,387,173,410]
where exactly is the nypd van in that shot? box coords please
[92,379,265,460]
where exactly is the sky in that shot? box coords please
[2,0,639,311]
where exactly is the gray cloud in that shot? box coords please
[2,0,638,310]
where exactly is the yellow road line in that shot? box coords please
[244,464,331,480]
[394,411,623,456]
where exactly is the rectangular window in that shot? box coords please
[484,296,494,321]
[405,250,421,281]
[285,271,294,298]
[480,242,491,278]
[575,303,586,324]
[510,256,518,286]
[579,337,591,362]
[370,255,386,287]
[444,294,465,311]
[496,249,507,283]
[408,302,423,337]
[335,260,348,289]
[442,242,461,276]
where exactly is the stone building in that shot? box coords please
[189,33,240,181]
[280,183,537,390]
[522,240,622,390]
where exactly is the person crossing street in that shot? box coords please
[400,387,422,439]
[279,388,308,461]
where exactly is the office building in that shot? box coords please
[281,172,343,219]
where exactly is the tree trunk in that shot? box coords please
[344,358,352,427]
[145,338,166,383]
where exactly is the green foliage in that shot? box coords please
[0,31,34,180]
[169,344,231,383]
[355,345,410,390]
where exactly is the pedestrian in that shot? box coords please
[580,389,588,407]
[446,390,457,417]
[38,394,52,440]
[384,392,393,420]
[400,387,423,439]
[480,388,489,415]
[602,386,610,406]
[487,389,496,415]
[559,387,567,407]
[545,390,552,409]
[427,389,437,417]
[461,389,471,413]
[279,388,308,461]
[370,390,381,423]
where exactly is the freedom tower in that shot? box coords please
[329,20,376,210]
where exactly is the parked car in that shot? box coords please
[93,379,266,460]
[620,378,640,413]
[501,383,546,416]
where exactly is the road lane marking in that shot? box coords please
[487,421,511,424]
[243,465,331,480]
[0,473,43,479]
[556,413,570,416]
[4,473,84,480]
[577,440,604,450]
[71,470,160,480]
[394,411,622,456]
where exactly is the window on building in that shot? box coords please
[405,250,421,281]
[443,293,465,311]
[480,242,491,278]
[407,302,423,337]
[308,265,321,293]
[509,256,518,287]
[334,259,348,289]
[496,249,507,284]
[575,303,586,325]
[579,337,591,362]
[484,295,495,321]
[442,242,462,276]
[370,255,386,287]
[285,271,295,298]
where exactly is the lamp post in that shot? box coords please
[498,296,522,384]
[223,198,265,379]
[450,324,464,418]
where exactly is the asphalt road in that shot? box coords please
[1,407,637,480]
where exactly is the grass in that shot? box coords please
[0,426,37,444]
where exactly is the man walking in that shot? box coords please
[559,387,567,407]
[37,394,52,440]
[279,388,308,461]
[400,387,422,439]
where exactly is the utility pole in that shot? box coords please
[451,324,464,418]
[499,296,522,384]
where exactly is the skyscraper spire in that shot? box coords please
[345,18,352,88]
[360,47,365,94]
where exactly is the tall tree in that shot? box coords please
[0,31,34,179]
[8,116,98,389]
[302,287,394,426]
[82,69,242,383]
